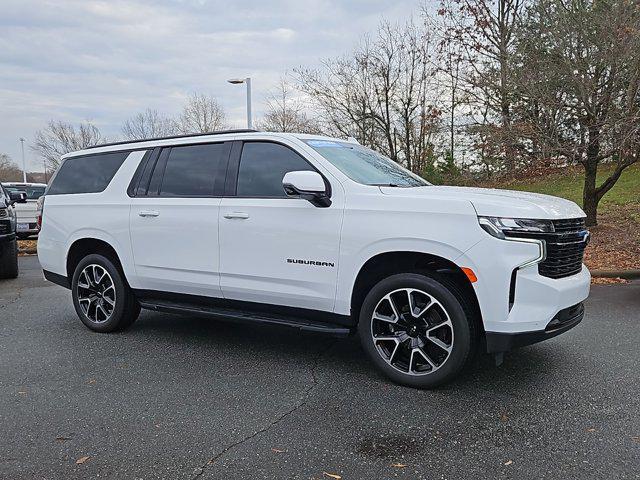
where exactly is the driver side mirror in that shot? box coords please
[283,171,331,208]
[9,191,27,205]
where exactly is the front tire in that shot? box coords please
[71,254,140,332]
[358,273,478,389]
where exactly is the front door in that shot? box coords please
[129,142,229,297]
[219,141,344,312]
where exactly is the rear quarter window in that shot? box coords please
[47,151,131,195]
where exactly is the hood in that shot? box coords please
[379,185,586,219]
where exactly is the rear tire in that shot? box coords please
[0,237,19,279]
[71,254,140,332]
[358,273,478,389]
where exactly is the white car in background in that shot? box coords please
[2,182,47,239]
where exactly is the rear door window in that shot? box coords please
[158,143,228,197]
[47,151,131,195]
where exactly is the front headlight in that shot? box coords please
[478,216,554,239]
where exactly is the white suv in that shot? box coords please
[38,130,591,388]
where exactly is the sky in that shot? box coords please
[0,0,427,172]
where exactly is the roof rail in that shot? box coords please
[84,129,259,150]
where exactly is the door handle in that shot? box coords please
[138,210,160,218]
[223,212,249,219]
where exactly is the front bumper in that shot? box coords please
[485,302,584,353]
[459,236,591,334]
[0,233,16,243]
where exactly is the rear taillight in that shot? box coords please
[36,196,45,229]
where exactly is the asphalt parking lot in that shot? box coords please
[1,256,639,480]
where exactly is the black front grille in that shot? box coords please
[506,218,589,279]
[0,220,11,235]
[552,218,586,233]
[542,218,589,278]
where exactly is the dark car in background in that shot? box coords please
[0,184,24,279]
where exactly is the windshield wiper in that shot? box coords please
[370,183,402,187]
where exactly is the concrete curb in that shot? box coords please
[591,269,640,279]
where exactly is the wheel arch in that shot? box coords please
[66,237,126,281]
[349,251,483,332]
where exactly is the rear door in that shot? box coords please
[129,142,230,297]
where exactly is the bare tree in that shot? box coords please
[515,0,640,226]
[258,78,323,134]
[440,44,464,158]
[295,52,376,147]
[32,120,104,170]
[0,153,23,182]
[25,172,48,184]
[437,0,527,171]
[178,93,227,134]
[295,20,441,174]
[122,108,178,140]
[426,8,474,167]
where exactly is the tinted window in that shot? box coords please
[47,152,130,195]
[159,143,226,197]
[237,142,313,197]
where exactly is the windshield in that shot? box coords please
[304,140,429,187]
[4,185,45,200]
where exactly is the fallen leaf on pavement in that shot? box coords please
[87,379,96,384]
[18,391,27,395]
[55,436,72,442]
[587,428,596,432]
[591,277,628,285]
[504,460,513,466]
[76,456,90,465]
[323,472,342,479]
[500,413,509,422]
[391,463,407,468]
[271,448,286,453]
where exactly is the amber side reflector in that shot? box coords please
[461,267,478,283]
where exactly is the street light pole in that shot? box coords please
[227,77,253,129]
[245,77,252,129]
[19,138,26,183]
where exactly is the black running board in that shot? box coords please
[138,300,352,336]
